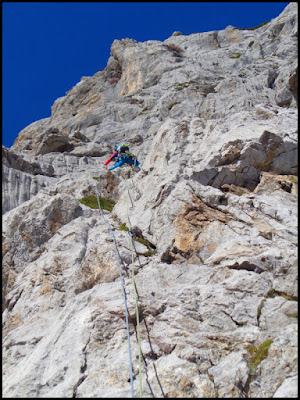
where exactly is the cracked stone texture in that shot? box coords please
[2,3,298,398]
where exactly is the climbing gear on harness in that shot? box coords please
[128,230,137,239]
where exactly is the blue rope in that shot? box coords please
[94,182,134,398]
[126,159,143,397]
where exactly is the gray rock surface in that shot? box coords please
[273,375,298,398]
[2,3,298,398]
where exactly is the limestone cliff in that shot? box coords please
[2,3,298,398]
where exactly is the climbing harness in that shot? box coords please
[94,181,134,398]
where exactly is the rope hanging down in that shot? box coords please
[94,181,134,398]
[126,160,143,397]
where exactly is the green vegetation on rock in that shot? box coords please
[266,288,295,301]
[286,312,298,318]
[118,222,129,231]
[290,176,298,184]
[168,102,177,110]
[247,339,273,377]
[259,231,272,240]
[115,219,154,257]
[234,21,269,31]
[257,299,265,320]
[135,237,154,257]
[78,195,116,212]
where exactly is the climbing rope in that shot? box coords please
[94,181,134,398]
[126,159,166,398]
[93,151,142,397]
[126,159,143,397]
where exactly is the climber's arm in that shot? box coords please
[104,151,118,166]
[109,160,125,170]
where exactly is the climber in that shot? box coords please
[104,143,140,170]
[104,143,130,166]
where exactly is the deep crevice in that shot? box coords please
[226,260,265,274]
[72,375,87,398]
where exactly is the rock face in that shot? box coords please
[2,3,298,398]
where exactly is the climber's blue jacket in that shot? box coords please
[110,154,140,170]
[104,151,140,170]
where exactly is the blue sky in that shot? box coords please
[2,2,289,148]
